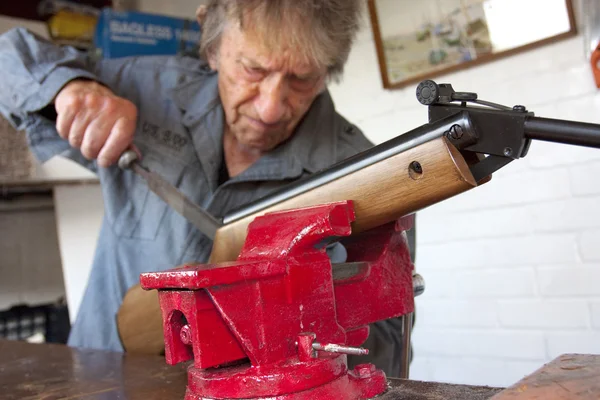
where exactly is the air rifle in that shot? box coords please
[117,80,600,354]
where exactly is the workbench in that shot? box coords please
[2,339,599,399]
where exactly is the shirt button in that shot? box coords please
[344,125,355,134]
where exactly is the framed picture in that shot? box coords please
[368,0,577,89]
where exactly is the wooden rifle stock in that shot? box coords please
[117,135,486,354]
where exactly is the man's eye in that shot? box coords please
[243,65,264,79]
[290,75,318,91]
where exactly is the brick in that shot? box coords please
[417,233,577,270]
[412,269,457,299]
[354,106,427,145]
[438,38,583,106]
[329,42,397,123]
[591,302,600,329]
[480,169,571,207]
[413,328,546,360]
[329,90,396,129]
[419,167,571,215]
[423,357,547,388]
[497,300,589,329]
[546,332,600,359]
[528,139,600,169]
[407,356,433,382]
[579,230,600,261]
[546,94,600,127]
[529,197,600,232]
[570,161,600,196]
[537,265,600,296]
[416,299,498,328]
[454,268,537,298]
[495,64,596,114]
[417,206,533,244]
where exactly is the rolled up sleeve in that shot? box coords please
[0,27,102,165]
[0,27,100,123]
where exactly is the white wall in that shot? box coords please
[328,0,600,388]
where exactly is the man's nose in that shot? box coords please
[255,76,287,125]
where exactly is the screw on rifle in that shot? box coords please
[503,147,513,157]
[513,105,527,112]
[409,161,423,180]
[448,124,464,140]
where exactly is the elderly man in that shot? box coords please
[0,0,410,376]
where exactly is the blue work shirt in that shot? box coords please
[0,28,376,352]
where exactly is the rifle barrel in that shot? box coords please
[525,116,600,149]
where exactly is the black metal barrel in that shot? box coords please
[525,116,600,149]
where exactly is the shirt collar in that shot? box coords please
[170,72,339,183]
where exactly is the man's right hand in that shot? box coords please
[54,79,138,168]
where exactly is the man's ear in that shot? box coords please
[196,5,207,25]
[207,50,219,71]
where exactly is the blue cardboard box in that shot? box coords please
[93,8,201,59]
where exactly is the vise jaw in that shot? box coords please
[140,201,415,400]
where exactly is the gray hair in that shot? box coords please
[197,0,363,80]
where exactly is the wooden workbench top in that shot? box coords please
[11,339,600,400]
[0,339,504,399]
[0,339,189,399]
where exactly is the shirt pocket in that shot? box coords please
[102,152,186,241]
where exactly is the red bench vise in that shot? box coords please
[140,200,416,399]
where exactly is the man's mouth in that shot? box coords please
[244,115,284,132]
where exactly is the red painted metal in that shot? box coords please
[140,201,415,399]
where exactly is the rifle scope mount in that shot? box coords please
[416,80,515,112]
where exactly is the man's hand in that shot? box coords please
[54,79,138,168]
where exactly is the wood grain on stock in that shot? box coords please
[117,137,481,354]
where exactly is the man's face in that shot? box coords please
[209,20,328,152]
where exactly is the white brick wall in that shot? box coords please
[329,1,600,388]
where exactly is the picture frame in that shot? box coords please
[368,0,577,90]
